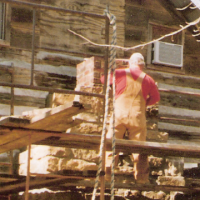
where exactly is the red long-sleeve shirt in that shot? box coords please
[100,67,160,106]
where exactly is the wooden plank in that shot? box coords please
[0,135,30,154]
[34,132,200,159]
[25,101,86,131]
[0,117,30,128]
[0,128,50,154]
[1,126,200,159]
[59,179,200,193]
[0,172,199,195]
[0,101,88,132]
[0,177,68,195]
[0,126,30,146]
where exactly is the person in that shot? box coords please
[101,52,160,184]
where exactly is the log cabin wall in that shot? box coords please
[39,0,125,57]
[0,0,200,161]
[124,0,200,148]
[0,0,125,116]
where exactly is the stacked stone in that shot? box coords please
[17,56,187,199]
[19,146,99,175]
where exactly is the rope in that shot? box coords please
[91,9,117,200]
[109,13,117,200]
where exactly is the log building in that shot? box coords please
[0,0,200,199]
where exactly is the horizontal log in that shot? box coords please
[0,175,196,195]
[0,0,107,19]
[36,50,84,67]
[0,82,104,98]
[166,133,200,146]
[0,63,77,90]
[159,92,200,111]
[146,70,200,89]
[159,83,200,96]
[11,27,39,50]
[159,117,200,127]
[0,93,46,108]
[0,176,67,195]
[34,132,200,158]
[63,179,200,193]
[34,72,76,90]
[126,4,172,27]
[158,122,200,135]
[1,125,200,158]
[158,105,200,121]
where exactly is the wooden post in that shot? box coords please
[25,134,31,200]
[9,63,14,175]
[10,63,14,116]
[100,152,106,200]
[9,150,13,175]
[100,7,110,200]
[30,9,36,86]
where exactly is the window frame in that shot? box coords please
[146,21,185,74]
[0,3,11,47]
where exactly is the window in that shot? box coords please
[147,22,185,73]
[0,3,11,46]
[0,3,6,40]
[191,0,200,8]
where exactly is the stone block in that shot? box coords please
[71,149,99,162]
[142,191,166,199]
[147,130,168,143]
[156,176,185,186]
[149,156,165,168]
[66,122,103,135]
[59,159,97,171]
[164,157,184,176]
[19,145,74,164]
[19,156,60,175]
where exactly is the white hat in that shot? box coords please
[129,53,145,66]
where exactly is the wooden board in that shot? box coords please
[0,172,200,195]
[34,132,200,159]
[0,101,89,153]
[0,128,50,154]
[26,101,86,131]
[0,101,87,132]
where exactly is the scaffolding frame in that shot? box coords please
[0,1,110,200]
[1,1,200,200]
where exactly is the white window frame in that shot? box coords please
[146,21,185,73]
[0,3,11,46]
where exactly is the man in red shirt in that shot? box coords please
[102,52,160,184]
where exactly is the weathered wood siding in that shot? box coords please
[124,0,200,145]
[147,70,200,145]
[0,0,200,146]
[39,0,125,57]
[125,0,175,58]
[0,0,125,116]
[125,0,200,76]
